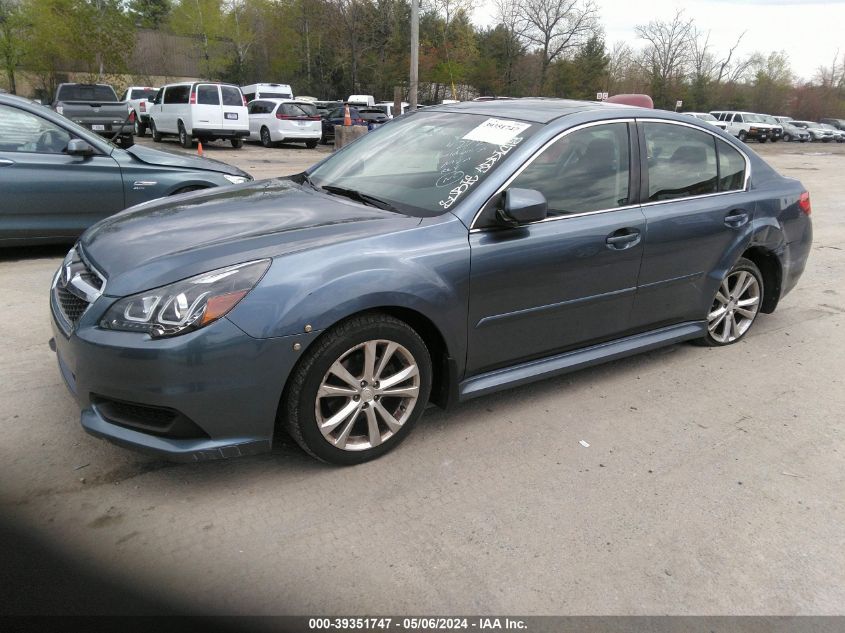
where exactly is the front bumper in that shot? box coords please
[50,292,317,461]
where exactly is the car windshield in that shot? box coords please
[309,111,539,216]
[762,116,778,124]
[745,114,765,123]
[57,85,117,101]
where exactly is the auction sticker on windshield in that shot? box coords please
[462,118,532,145]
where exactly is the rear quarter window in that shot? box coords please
[717,140,747,191]
[644,122,718,201]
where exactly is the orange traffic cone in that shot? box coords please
[197,141,203,157]
[343,104,352,126]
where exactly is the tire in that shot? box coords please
[759,137,767,143]
[150,120,162,143]
[738,130,747,142]
[783,133,792,142]
[178,122,193,148]
[231,138,244,149]
[260,127,273,148]
[133,118,146,137]
[120,134,134,149]
[306,139,318,149]
[698,257,763,347]
[283,313,432,465]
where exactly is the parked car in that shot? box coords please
[347,94,376,107]
[0,93,251,246]
[49,99,812,465]
[320,105,368,143]
[148,82,249,148]
[682,112,727,131]
[247,99,321,148]
[788,120,835,142]
[358,107,389,129]
[820,117,845,130]
[375,101,409,119]
[121,86,159,137]
[820,123,845,142]
[315,100,342,118]
[710,110,770,142]
[781,121,810,142]
[758,114,784,142]
[52,83,134,148]
[241,83,294,102]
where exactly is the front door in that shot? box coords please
[466,121,646,375]
[0,104,124,243]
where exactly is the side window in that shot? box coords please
[243,92,255,103]
[247,102,257,115]
[717,140,746,191]
[164,86,187,104]
[644,122,718,201]
[196,84,220,105]
[509,122,630,217]
[0,104,72,154]
[153,88,163,105]
[734,114,743,123]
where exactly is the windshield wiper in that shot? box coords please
[321,185,400,212]
[296,172,320,191]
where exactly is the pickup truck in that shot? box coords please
[121,86,158,137]
[52,83,134,148]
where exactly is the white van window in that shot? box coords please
[197,85,220,105]
[164,85,190,104]
[221,86,243,106]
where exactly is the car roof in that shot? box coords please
[424,97,647,123]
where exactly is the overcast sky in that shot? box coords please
[472,0,845,81]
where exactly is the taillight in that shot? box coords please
[799,191,811,215]
[242,95,247,107]
[309,116,321,121]
[189,90,196,105]
[276,113,292,120]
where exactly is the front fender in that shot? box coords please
[227,214,471,365]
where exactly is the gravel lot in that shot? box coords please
[1,138,843,615]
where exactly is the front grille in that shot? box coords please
[56,285,89,326]
[52,247,105,334]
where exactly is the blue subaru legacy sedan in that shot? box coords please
[49,99,813,465]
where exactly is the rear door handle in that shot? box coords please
[724,209,749,228]
[0,159,14,166]
[606,228,641,250]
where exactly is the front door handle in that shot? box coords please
[724,209,749,228]
[606,228,641,250]
[0,159,14,166]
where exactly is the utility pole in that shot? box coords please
[409,0,419,110]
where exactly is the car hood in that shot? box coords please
[125,144,250,178]
[81,178,422,297]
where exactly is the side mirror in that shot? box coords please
[67,138,94,157]
[499,188,548,225]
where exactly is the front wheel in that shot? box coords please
[700,258,763,347]
[738,130,747,142]
[150,120,162,142]
[306,139,318,149]
[783,133,792,142]
[231,138,244,149]
[283,313,432,465]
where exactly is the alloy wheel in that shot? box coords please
[315,339,420,451]
[261,128,272,147]
[707,270,761,344]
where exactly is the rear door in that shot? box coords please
[193,83,223,132]
[631,119,752,330]
[220,85,248,131]
[0,103,123,242]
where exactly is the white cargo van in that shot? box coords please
[347,94,375,107]
[241,83,294,102]
[148,82,249,148]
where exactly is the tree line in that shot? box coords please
[1,0,843,118]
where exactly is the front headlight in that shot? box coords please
[100,260,270,338]
[223,174,250,184]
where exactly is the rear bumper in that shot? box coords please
[87,124,133,136]
[192,128,249,139]
[275,128,321,141]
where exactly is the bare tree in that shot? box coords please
[634,9,693,106]
[493,0,527,93]
[518,0,599,93]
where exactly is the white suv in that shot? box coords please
[148,82,249,149]
[121,86,158,137]
[247,99,322,148]
[710,111,772,143]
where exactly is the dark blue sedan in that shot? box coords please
[50,99,812,464]
[0,93,252,247]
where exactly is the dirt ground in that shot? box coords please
[1,137,843,615]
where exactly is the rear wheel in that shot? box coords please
[260,127,273,148]
[133,118,146,137]
[306,139,318,149]
[150,120,162,142]
[699,258,763,347]
[783,133,792,142]
[283,313,432,465]
[178,122,193,148]
[231,138,244,149]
